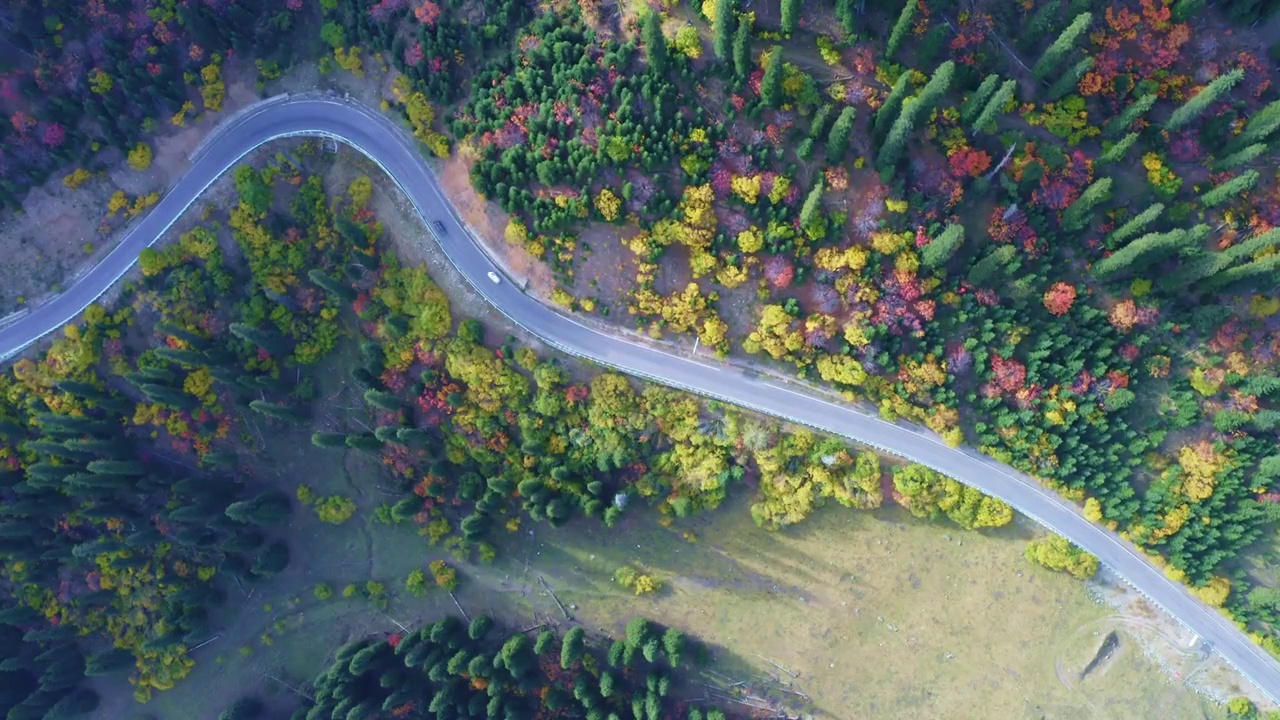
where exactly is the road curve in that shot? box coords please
[1,94,1277,700]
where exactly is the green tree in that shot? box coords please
[1166,68,1244,132]
[311,432,348,448]
[1236,97,1280,146]
[1033,12,1092,80]
[835,0,856,35]
[825,106,857,162]
[885,0,918,60]
[713,0,734,60]
[225,491,292,526]
[468,615,494,640]
[760,46,784,107]
[1200,169,1258,208]
[229,322,284,356]
[780,0,799,35]
[1098,132,1139,165]
[642,11,667,75]
[1212,143,1266,171]
[560,627,585,669]
[971,79,1016,134]
[308,268,356,302]
[920,224,964,268]
[873,71,912,139]
[732,15,754,80]
[798,179,824,236]
[879,61,953,172]
[1106,92,1157,136]
[967,245,1017,287]
[1024,534,1098,580]
[662,628,686,668]
[1061,177,1113,231]
[961,74,1000,124]
[1107,202,1164,247]
[1047,56,1093,101]
[1093,227,1201,280]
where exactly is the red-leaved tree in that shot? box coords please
[1042,282,1077,316]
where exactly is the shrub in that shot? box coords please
[127,142,153,171]
[406,569,429,596]
[314,582,334,600]
[614,565,663,595]
[314,495,357,524]
[430,560,459,591]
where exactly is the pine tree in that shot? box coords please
[1093,228,1199,280]
[885,0,918,60]
[920,224,964,268]
[835,0,856,35]
[780,0,799,35]
[312,432,349,448]
[141,383,199,410]
[879,62,953,172]
[560,627,586,669]
[1218,227,1280,266]
[225,491,292,526]
[798,180,824,233]
[1061,177,1113,231]
[967,245,1017,286]
[825,106,857,162]
[713,0,734,60]
[760,46,784,107]
[346,433,385,451]
[1200,169,1258,208]
[1236,98,1280,146]
[877,97,917,173]
[308,268,356,302]
[732,13,753,78]
[229,322,284,356]
[1033,12,1091,80]
[1105,93,1157,136]
[961,74,1000,124]
[1212,143,1266,171]
[1047,56,1094,101]
[972,79,1017,134]
[914,60,954,112]
[1107,202,1164,247]
[1165,68,1244,132]
[153,346,209,367]
[642,11,667,76]
[1202,253,1280,292]
[1097,132,1139,165]
[363,388,403,411]
[873,72,912,140]
[249,400,303,422]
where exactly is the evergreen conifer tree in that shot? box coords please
[1165,68,1244,132]
[885,0,918,60]
[921,224,964,268]
[1061,177,1113,231]
[760,46,784,107]
[1033,12,1092,80]
[972,79,1017,134]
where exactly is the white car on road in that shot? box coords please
[487,272,500,284]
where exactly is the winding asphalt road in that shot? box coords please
[1,93,1277,700]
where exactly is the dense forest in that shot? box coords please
[313,0,1280,653]
[3,0,1280,713]
[275,614,734,720]
[0,151,1001,713]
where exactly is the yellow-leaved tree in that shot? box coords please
[127,142,153,171]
